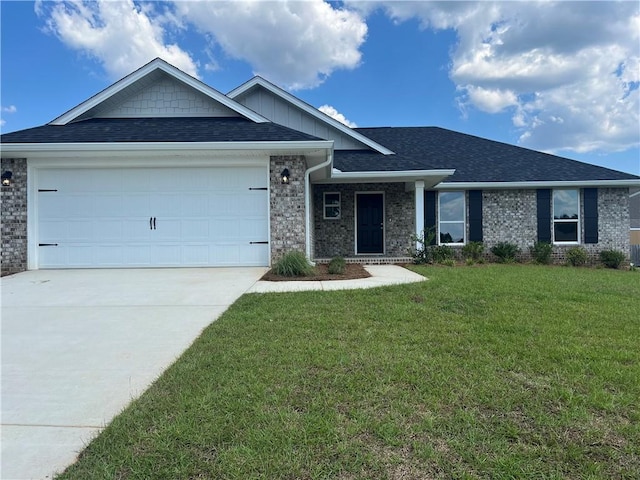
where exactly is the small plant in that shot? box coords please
[409,228,436,264]
[490,242,520,263]
[631,262,637,272]
[442,258,456,267]
[431,245,455,264]
[566,246,588,267]
[599,249,626,269]
[327,256,346,275]
[465,257,475,266]
[530,241,553,265]
[273,251,315,277]
[462,241,484,262]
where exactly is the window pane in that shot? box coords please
[554,222,578,242]
[325,193,339,206]
[325,206,340,218]
[440,223,464,244]
[440,192,464,222]
[554,190,579,220]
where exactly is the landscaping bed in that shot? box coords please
[261,262,371,281]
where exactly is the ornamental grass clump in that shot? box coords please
[490,242,520,263]
[273,251,315,277]
[327,256,346,275]
[530,241,553,265]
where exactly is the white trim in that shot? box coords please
[305,152,333,262]
[354,191,385,255]
[50,58,268,125]
[2,140,334,157]
[438,190,466,246]
[228,76,395,155]
[414,180,425,250]
[437,180,640,189]
[552,188,581,245]
[323,192,341,220]
[630,190,640,198]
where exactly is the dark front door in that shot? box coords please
[357,193,384,254]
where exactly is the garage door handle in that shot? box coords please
[250,241,268,244]
[150,217,153,230]
[153,217,156,230]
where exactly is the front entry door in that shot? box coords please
[356,193,384,254]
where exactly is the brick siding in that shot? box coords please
[1,158,28,275]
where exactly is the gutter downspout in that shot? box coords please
[305,151,333,265]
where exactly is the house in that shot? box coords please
[2,58,639,275]
[631,188,640,246]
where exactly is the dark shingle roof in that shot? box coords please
[0,117,323,144]
[336,127,639,182]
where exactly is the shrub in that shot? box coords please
[327,256,346,275]
[431,245,454,264]
[490,242,520,263]
[566,246,588,267]
[442,258,456,267]
[599,249,626,269]
[273,251,315,277]
[530,241,553,265]
[409,228,436,264]
[462,241,485,262]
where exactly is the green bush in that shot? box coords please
[530,241,553,265]
[273,251,315,277]
[599,249,626,269]
[409,228,436,264]
[490,242,520,263]
[327,256,346,275]
[431,245,455,264]
[462,241,485,261]
[566,246,588,267]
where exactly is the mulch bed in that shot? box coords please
[261,263,371,282]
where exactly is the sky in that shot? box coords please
[1,0,639,175]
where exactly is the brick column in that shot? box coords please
[1,158,28,275]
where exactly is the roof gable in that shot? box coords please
[50,58,268,125]
[228,76,394,155]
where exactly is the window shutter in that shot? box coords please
[537,189,552,243]
[424,190,437,245]
[584,188,599,244]
[468,190,483,242]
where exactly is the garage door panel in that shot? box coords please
[37,166,269,268]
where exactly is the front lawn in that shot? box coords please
[58,265,639,479]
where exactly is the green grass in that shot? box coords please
[58,265,639,479]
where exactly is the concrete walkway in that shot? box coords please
[1,265,424,479]
[247,265,426,293]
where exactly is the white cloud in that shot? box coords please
[0,119,5,127]
[2,105,17,114]
[318,105,357,127]
[352,1,640,155]
[174,0,367,90]
[35,0,198,80]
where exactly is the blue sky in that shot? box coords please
[1,1,639,175]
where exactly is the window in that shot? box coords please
[553,189,580,243]
[439,191,465,244]
[323,192,341,219]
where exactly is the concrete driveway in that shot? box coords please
[1,267,266,480]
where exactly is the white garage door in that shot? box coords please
[36,166,269,268]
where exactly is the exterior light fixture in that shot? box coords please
[1,171,12,187]
[281,168,290,184]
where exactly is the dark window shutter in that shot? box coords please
[424,190,437,245]
[468,190,483,242]
[583,188,598,244]
[537,189,552,243]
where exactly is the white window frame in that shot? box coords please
[553,189,581,244]
[323,192,341,220]
[438,191,466,245]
